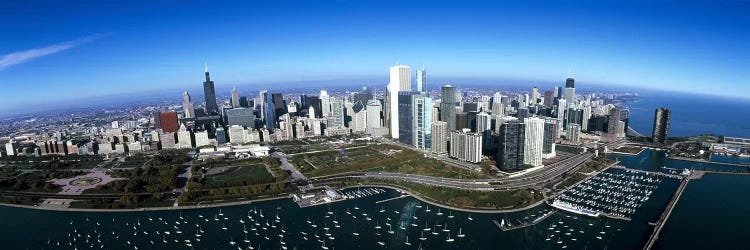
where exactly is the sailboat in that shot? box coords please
[445,234,454,242]
[419,231,427,241]
[405,235,411,245]
[436,209,443,216]
[352,221,360,236]
[448,211,454,219]
[457,228,465,238]
[468,214,473,221]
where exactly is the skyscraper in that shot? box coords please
[543,91,554,107]
[531,87,539,105]
[272,93,286,115]
[414,95,432,150]
[328,99,345,129]
[440,85,457,132]
[259,90,268,120]
[543,119,557,158]
[391,65,411,91]
[497,121,525,171]
[203,63,219,115]
[231,87,240,108]
[476,112,491,133]
[182,91,195,119]
[351,101,367,133]
[416,68,426,93]
[397,91,416,145]
[386,65,411,139]
[431,121,448,154]
[320,90,331,117]
[523,117,544,167]
[366,99,383,131]
[564,72,576,107]
[263,92,276,132]
[652,108,671,145]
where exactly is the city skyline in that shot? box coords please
[1,0,749,112]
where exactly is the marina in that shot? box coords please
[554,168,675,220]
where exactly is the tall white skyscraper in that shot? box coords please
[414,95,432,150]
[390,65,411,91]
[523,117,545,167]
[259,90,268,121]
[320,90,331,117]
[416,68,426,93]
[387,65,411,139]
[476,112,492,133]
[531,87,539,106]
[231,87,240,108]
[366,100,383,130]
[581,105,592,131]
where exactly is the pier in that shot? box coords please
[609,165,683,179]
[375,194,411,204]
[643,175,691,250]
[493,210,557,231]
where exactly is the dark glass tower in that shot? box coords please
[497,121,525,171]
[652,108,671,145]
[203,64,219,115]
[440,85,457,132]
[565,77,575,88]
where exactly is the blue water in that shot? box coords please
[625,91,750,138]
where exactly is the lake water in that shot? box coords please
[625,91,750,138]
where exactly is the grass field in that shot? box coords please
[204,164,275,188]
[288,144,490,179]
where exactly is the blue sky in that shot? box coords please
[1,0,748,111]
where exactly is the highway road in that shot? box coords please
[310,151,594,191]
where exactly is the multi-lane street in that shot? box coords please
[310,151,594,191]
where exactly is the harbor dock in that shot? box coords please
[493,210,558,231]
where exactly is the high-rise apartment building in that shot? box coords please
[450,129,483,163]
[523,117,544,167]
[543,119,557,158]
[652,108,671,145]
[431,121,448,154]
[497,121,525,171]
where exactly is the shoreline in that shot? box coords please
[0,184,548,214]
[0,195,290,213]
[351,183,547,214]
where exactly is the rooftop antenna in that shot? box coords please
[205,62,208,73]
[568,68,573,78]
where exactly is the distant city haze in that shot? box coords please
[1,1,749,110]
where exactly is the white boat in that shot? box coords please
[457,228,465,237]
